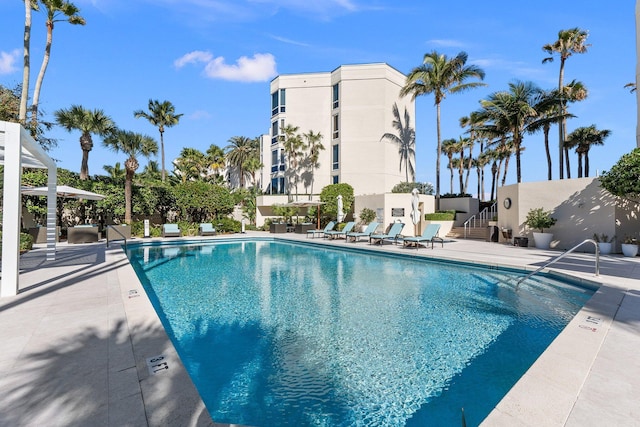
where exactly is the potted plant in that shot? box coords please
[524,208,557,249]
[621,235,638,257]
[593,233,615,255]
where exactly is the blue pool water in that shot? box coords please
[127,239,594,426]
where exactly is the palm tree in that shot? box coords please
[103,130,158,223]
[380,102,416,183]
[280,124,304,199]
[103,162,125,182]
[442,138,459,194]
[303,130,325,198]
[55,105,115,179]
[542,27,590,179]
[31,0,85,129]
[560,80,588,178]
[133,99,183,182]
[173,147,208,182]
[140,160,161,181]
[566,125,611,177]
[20,0,38,123]
[476,81,546,183]
[206,144,226,182]
[225,136,258,189]
[400,51,486,202]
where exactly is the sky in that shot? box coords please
[0,0,637,194]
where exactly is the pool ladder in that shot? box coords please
[515,239,599,289]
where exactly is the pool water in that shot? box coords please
[127,240,594,426]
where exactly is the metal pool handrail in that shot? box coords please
[516,239,599,289]
[106,225,128,249]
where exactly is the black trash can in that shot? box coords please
[486,225,499,242]
[513,236,529,247]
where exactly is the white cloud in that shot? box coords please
[175,51,277,82]
[188,110,211,120]
[0,50,20,75]
[427,39,466,48]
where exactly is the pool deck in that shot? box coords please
[0,231,639,426]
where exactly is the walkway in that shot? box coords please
[0,233,638,426]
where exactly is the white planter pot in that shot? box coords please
[597,242,612,255]
[621,243,638,257]
[532,232,553,249]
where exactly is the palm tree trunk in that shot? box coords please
[577,152,583,178]
[31,20,53,131]
[585,151,590,177]
[125,172,133,224]
[558,59,566,180]
[564,146,571,179]
[490,161,498,201]
[544,124,552,180]
[501,157,510,187]
[80,149,90,180]
[435,103,442,206]
[19,0,32,123]
[160,130,166,181]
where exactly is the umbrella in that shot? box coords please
[22,185,105,200]
[411,188,420,235]
[337,195,344,223]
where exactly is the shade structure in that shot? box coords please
[337,195,344,223]
[284,200,325,229]
[23,185,105,200]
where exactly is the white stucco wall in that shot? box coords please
[496,178,629,251]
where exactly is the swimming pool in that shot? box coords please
[127,239,594,426]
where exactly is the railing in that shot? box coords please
[463,202,497,238]
[106,225,128,249]
[515,239,599,289]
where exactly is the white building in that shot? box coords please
[259,63,416,199]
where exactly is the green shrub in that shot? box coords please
[20,232,34,251]
[216,217,241,233]
[358,207,376,224]
[424,210,456,221]
[524,208,557,233]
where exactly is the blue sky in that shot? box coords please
[0,0,636,191]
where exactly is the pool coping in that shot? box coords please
[122,233,640,426]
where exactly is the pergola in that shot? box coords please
[0,121,57,297]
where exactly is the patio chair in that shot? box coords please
[369,222,405,245]
[346,222,379,243]
[324,222,356,240]
[162,223,182,238]
[307,221,336,238]
[402,223,444,249]
[198,223,217,236]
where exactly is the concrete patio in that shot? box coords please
[0,232,638,426]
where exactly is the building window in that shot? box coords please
[332,114,339,139]
[271,121,279,144]
[271,89,286,116]
[332,144,339,170]
[332,83,339,109]
[332,175,339,184]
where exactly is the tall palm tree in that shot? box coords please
[560,80,588,178]
[303,130,325,198]
[20,0,38,123]
[442,138,459,194]
[55,105,115,179]
[380,102,416,183]
[103,130,158,223]
[476,81,545,183]
[542,27,590,179]
[225,136,258,189]
[31,0,85,129]
[400,51,486,202]
[133,99,183,181]
[280,124,304,199]
[566,125,611,178]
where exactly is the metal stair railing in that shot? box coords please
[516,239,599,289]
[106,225,128,249]
[463,202,497,238]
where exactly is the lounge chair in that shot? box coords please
[369,222,405,245]
[325,221,356,240]
[198,223,217,236]
[307,221,336,238]
[346,222,379,243]
[402,223,444,249]
[162,223,182,238]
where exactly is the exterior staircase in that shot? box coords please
[447,225,487,240]
[446,202,498,240]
